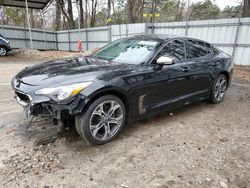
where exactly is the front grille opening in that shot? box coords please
[31,104,50,116]
[16,92,30,103]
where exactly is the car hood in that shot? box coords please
[15,57,138,86]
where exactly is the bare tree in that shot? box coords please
[107,0,111,21]
[55,0,62,30]
[67,0,74,29]
[30,9,35,28]
[112,0,116,15]
[127,0,147,23]
[90,0,98,27]
[79,0,84,27]
[127,0,135,23]
[175,0,186,21]
[85,0,88,27]
[243,0,250,17]
[58,0,75,29]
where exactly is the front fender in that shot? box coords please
[74,82,129,114]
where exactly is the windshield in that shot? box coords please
[93,38,162,64]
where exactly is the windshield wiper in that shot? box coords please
[94,56,112,64]
[85,56,98,64]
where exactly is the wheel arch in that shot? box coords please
[219,71,230,88]
[81,88,130,118]
[0,44,7,48]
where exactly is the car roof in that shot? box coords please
[132,34,183,41]
[131,34,212,46]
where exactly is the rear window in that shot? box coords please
[204,42,215,55]
[186,39,213,59]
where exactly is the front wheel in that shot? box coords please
[210,74,228,104]
[75,95,126,145]
[0,47,7,56]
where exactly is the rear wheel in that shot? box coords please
[75,95,126,145]
[210,74,227,104]
[0,47,7,56]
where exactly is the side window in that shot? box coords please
[212,47,219,55]
[157,40,186,62]
[204,42,214,55]
[186,40,208,59]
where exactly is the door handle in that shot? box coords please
[212,62,220,67]
[191,75,200,80]
[181,66,191,72]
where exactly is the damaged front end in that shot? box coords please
[13,80,89,125]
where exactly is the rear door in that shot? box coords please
[183,39,214,94]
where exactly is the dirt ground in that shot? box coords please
[0,49,98,62]
[0,56,250,188]
[0,49,80,62]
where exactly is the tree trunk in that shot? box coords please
[138,0,146,23]
[127,0,135,23]
[67,0,74,29]
[58,0,73,29]
[79,0,84,28]
[63,15,66,29]
[30,9,35,28]
[175,0,180,21]
[112,0,115,15]
[55,0,62,30]
[85,0,88,28]
[90,0,97,27]
[243,0,250,17]
[107,0,111,25]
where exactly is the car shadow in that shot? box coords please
[18,100,212,151]
[123,100,210,134]
[15,101,215,152]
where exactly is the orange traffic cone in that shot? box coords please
[77,40,83,52]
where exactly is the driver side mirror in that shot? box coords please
[157,56,175,65]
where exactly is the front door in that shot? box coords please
[143,39,193,112]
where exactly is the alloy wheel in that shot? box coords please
[89,100,124,141]
[0,47,7,56]
[214,76,227,102]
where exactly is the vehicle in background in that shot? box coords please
[0,33,11,56]
[11,34,233,145]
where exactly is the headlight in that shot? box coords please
[35,82,92,101]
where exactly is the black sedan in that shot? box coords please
[11,35,233,144]
[0,33,11,56]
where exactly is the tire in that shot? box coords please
[75,95,126,145]
[0,47,7,56]
[209,74,228,104]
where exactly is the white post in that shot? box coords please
[25,0,33,49]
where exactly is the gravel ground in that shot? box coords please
[0,49,99,62]
[0,60,249,188]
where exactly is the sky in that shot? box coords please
[191,0,241,9]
